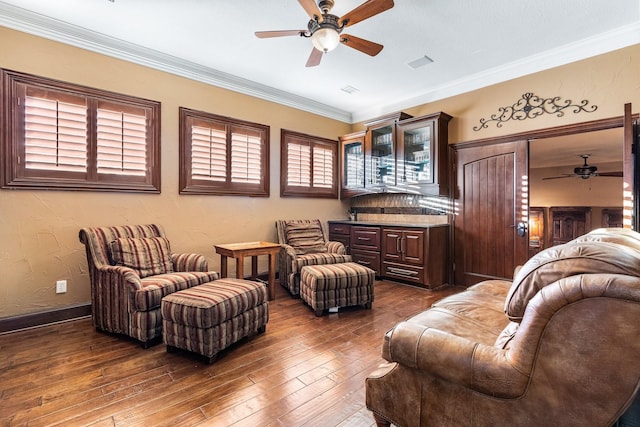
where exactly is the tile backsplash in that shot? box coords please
[349,193,451,224]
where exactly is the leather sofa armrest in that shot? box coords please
[326,240,346,255]
[171,253,210,272]
[386,322,529,397]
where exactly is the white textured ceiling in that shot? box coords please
[1,0,639,124]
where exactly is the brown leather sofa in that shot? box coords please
[366,228,640,426]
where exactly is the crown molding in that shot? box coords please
[353,21,640,123]
[0,2,353,123]
[2,2,638,126]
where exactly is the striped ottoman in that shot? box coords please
[161,278,269,363]
[300,262,375,316]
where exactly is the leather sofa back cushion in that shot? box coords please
[504,241,640,322]
[285,220,328,255]
[109,237,174,278]
[572,227,640,251]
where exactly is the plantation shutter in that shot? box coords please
[191,123,227,182]
[312,144,333,188]
[280,129,337,198]
[231,126,263,184]
[179,107,269,196]
[23,90,88,173]
[4,70,160,192]
[96,103,148,176]
[287,140,311,187]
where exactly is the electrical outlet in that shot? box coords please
[56,280,67,294]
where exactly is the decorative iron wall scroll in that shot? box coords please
[473,92,597,131]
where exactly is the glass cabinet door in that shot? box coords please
[342,136,365,193]
[400,122,433,187]
[369,124,395,187]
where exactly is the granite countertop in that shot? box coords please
[328,219,449,229]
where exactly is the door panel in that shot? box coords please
[453,140,528,287]
[381,230,402,261]
[403,231,424,264]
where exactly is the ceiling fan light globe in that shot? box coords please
[311,27,340,52]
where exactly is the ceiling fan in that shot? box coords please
[255,0,394,67]
[542,154,623,180]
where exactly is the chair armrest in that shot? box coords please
[326,240,346,255]
[172,253,210,272]
[94,265,143,291]
[279,244,297,259]
[386,322,528,398]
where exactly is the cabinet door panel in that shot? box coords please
[403,231,424,264]
[339,132,366,198]
[382,229,402,261]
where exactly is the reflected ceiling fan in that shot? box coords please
[542,154,623,180]
[255,0,394,67]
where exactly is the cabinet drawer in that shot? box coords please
[383,261,424,285]
[351,226,381,250]
[329,223,351,235]
[351,249,381,276]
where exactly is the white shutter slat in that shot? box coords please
[191,125,227,182]
[96,108,147,176]
[287,141,311,187]
[313,146,333,188]
[230,131,262,184]
[24,95,88,172]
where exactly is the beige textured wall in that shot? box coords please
[1,26,639,319]
[353,44,640,144]
[0,28,352,318]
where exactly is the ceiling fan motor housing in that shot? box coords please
[574,165,597,178]
[307,13,343,34]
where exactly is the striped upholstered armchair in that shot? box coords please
[79,224,219,347]
[276,219,351,296]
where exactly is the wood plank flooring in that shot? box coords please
[0,281,460,427]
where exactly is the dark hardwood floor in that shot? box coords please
[0,281,460,427]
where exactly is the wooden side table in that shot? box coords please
[214,241,281,301]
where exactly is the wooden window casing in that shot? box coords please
[280,129,338,198]
[1,69,160,193]
[179,107,269,196]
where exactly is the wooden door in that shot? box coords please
[623,103,639,229]
[549,207,591,245]
[453,140,528,287]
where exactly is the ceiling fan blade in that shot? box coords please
[596,171,624,177]
[339,0,394,27]
[298,0,323,21]
[255,30,305,38]
[542,174,576,180]
[306,48,323,67]
[340,34,383,56]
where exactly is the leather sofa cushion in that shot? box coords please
[109,236,174,278]
[504,241,640,322]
